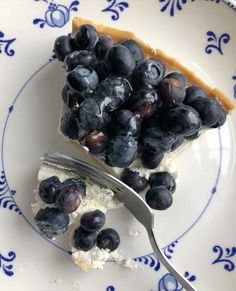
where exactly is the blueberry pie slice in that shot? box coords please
[54,17,235,211]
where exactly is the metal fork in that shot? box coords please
[43,152,196,291]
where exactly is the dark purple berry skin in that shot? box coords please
[65,50,98,72]
[132,58,166,88]
[141,150,164,169]
[97,228,120,251]
[158,78,186,105]
[211,107,227,128]
[80,210,105,232]
[120,169,148,193]
[149,172,176,194]
[106,45,136,76]
[189,97,221,127]
[84,131,108,155]
[35,207,70,239]
[95,35,114,59]
[184,86,206,105]
[61,85,83,109]
[165,72,187,86]
[106,135,137,168]
[185,131,201,141]
[95,60,111,82]
[73,227,97,251]
[145,186,173,210]
[162,105,202,137]
[113,110,141,137]
[39,176,62,204]
[170,135,184,152]
[54,35,72,62]
[74,24,99,50]
[120,39,144,63]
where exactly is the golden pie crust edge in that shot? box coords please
[72,17,235,112]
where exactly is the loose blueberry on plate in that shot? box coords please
[211,107,227,128]
[162,104,202,137]
[165,72,187,86]
[106,44,136,76]
[74,226,97,251]
[61,85,83,108]
[120,39,144,63]
[132,58,165,88]
[127,86,158,119]
[84,130,108,155]
[54,35,72,62]
[67,66,98,95]
[141,150,164,169]
[35,207,70,239]
[189,97,221,127]
[145,186,173,210]
[57,178,86,213]
[74,24,99,50]
[95,35,114,59]
[149,172,176,194]
[80,210,105,232]
[184,85,206,105]
[170,135,184,152]
[113,110,141,136]
[65,50,98,72]
[97,228,120,251]
[120,169,148,193]
[106,135,137,167]
[143,127,176,153]
[158,78,186,105]
[39,176,62,204]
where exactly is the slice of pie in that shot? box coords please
[53,17,235,211]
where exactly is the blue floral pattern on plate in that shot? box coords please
[158,271,196,291]
[0,251,16,277]
[233,75,236,99]
[102,0,129,21]
[0,31,16,57]
[205,31,230,55]
[212,245,236,271]
[33,0,79,28]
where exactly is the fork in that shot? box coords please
[43,152,196,291]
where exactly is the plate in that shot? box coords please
[0,0,236,290]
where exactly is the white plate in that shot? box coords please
[0,0,236,290]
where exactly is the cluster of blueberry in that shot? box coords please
[54,23,227,211]
[35,176,120,253]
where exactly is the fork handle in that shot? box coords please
[147,228,197,291]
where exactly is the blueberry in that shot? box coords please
[170,135,184,151]
[132,58,165,88]
[78,98,105,131]
[211,107,227,128]
[127,86,158,119]
[113,110,141,136]
[73,226,97,251]
[95,76,132,111]
[185,131,201,141]
[95,60,111,82]
[106,135,137,167]
[143,127,176,153]
[162,105,202,136]
[65,50,98,72]
[184,86,206,105]
[97,228,120,251]
[106,45,136,76]
[84,130,108,155]
[61,85,83,108]
[120,39,144,63]
[189,97,221,127]
[120,169,148,193]
[67,66,98,95]
[149,172,176,194]
[56,178,86,213]
[141,150,164,169]
[142,112,163,131]
[54,35,72,62]
[74,24,99,50]
[35,207,70,239]
[145,186,173,210]
[95,35,114,59]
[80,210,105,232]
[39,176,62,204]
[158,78,186,105]
[60,108,87,140]
[165,72,187,86]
